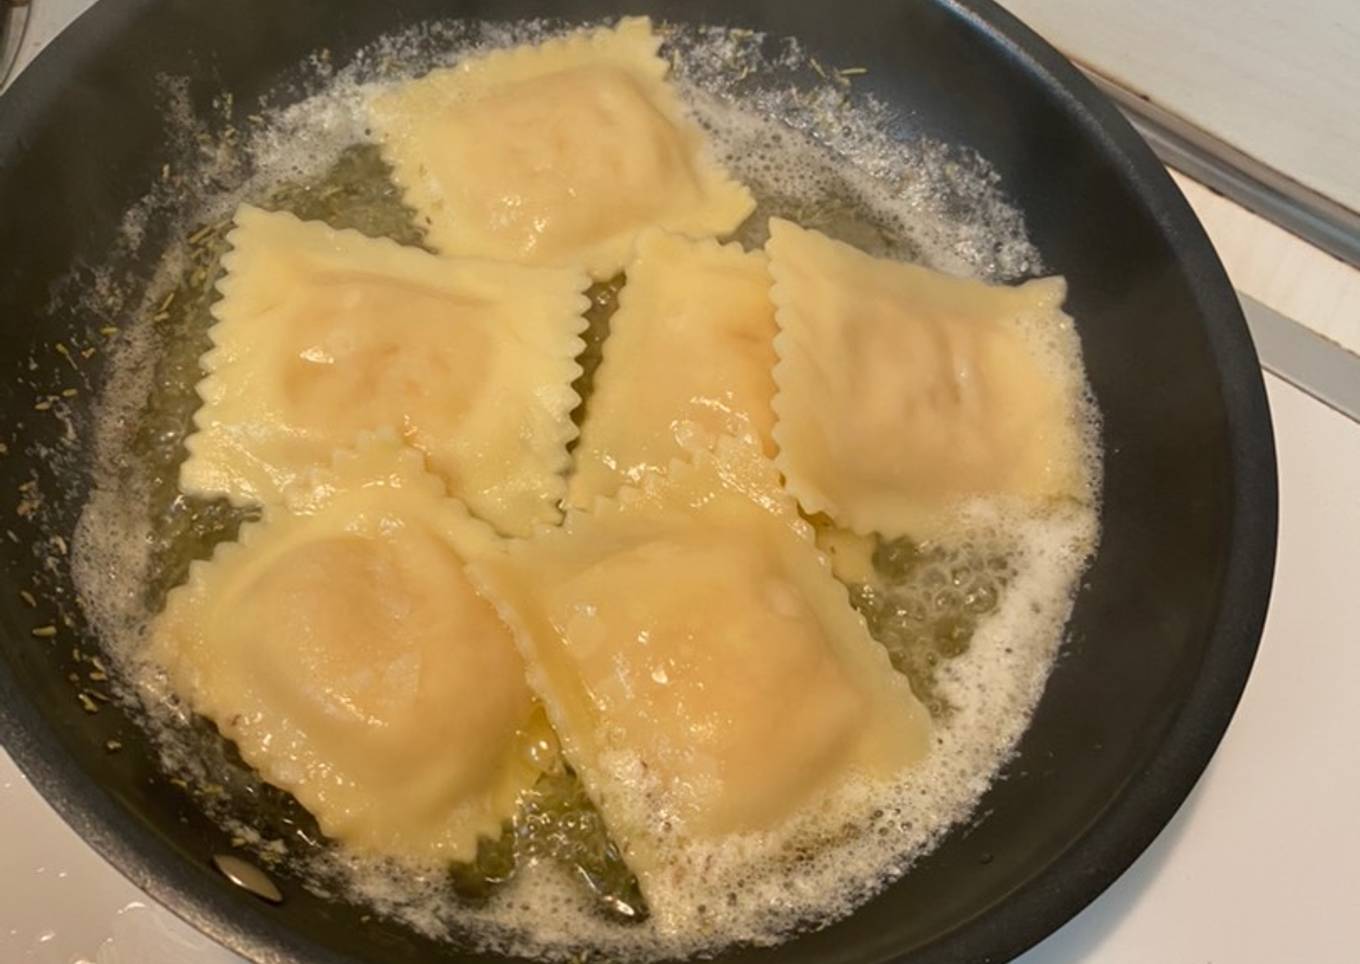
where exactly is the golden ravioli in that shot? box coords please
[767,218,1086,539]
[368,17,754,278]
[568,229,777,506]
[180,204,589,536]
[469,436,930,899]
[151,434,543,863]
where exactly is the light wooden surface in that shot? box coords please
[1000,0,1360,215]
[995,0,1360,354]
[1170,170,1360,355]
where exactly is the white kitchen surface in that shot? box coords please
[999,0,1360,215]
[994,0,1360,357]
[1169,170,1360,357]
[4,3,1359,963]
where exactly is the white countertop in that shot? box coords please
[4,4,1358,962]
[999,0,1360,215]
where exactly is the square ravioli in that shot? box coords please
[152,433,547,863]
[469,436,930,907]
[568,229,777,506]
[767,218,1087,539]
[180,204,590,537]
[368,17,754,278]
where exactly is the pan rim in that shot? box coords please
[0,0,1279,962]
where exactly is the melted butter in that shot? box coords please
[840,527,1011,717]
[568,274,626,438]
[450,765,648,923]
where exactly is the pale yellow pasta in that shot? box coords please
[368,17,754,278]
[180,204,589,536]
[151,434,545,863]
[469,436,930,897]
[568,229,776,506]
[767,218,1086,539]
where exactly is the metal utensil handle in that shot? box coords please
[1,0,33,89]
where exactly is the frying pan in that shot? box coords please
[0,0,1277,961]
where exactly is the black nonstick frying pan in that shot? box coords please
[0,1,1277,961]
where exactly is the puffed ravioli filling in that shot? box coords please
[180,204,589,537]
[469,436,931,899]
[151,434,543,863]
[568,229,777,507]
[368,17,755,278]
[766,217,1086,539]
